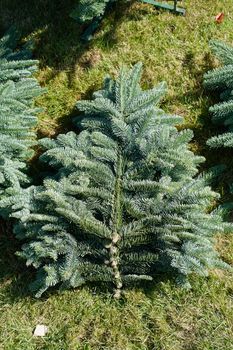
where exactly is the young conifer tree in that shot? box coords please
[2,63,230,297]
[70,0,116,23]
[0,26,38,82]
[204,40,233,148]
[0,28,43,209]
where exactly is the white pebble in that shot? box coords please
[33,324,48,337]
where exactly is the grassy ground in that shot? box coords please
[1,0,233,349]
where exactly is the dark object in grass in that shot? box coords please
[141,0,185,16]
[71,0,185,42]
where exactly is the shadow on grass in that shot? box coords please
[169,50,230,168]
[0,0,134,75]
[0,219,34,301]
[0,0,87,74]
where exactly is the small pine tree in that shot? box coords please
[70,0,116,23]
[2,63,229,297]
[0,28,43,210]
[204,40,233,148]
[0,27,38,82]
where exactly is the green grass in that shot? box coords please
[1,273,233,350]
[1,0,233,349]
